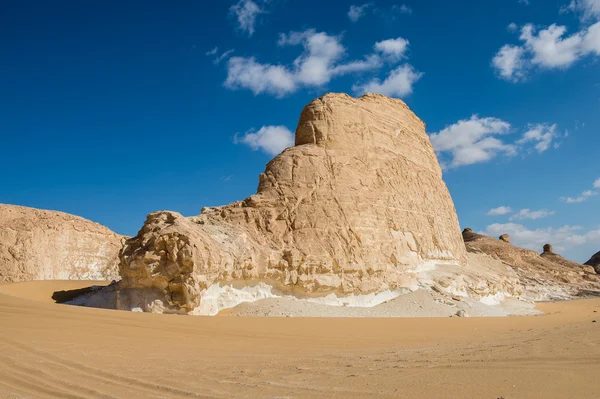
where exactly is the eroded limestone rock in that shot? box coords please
[0,204,122,282]
[117,93,467,314]
[463,230,600,300]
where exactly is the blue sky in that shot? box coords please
[1,0,599,262]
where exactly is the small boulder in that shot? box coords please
[499,234,511,244]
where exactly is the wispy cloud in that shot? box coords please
[509,208,555,221]
[230,0,265,37]
[487,206,513,216]
[560,178,600,203]
[348,3,372,22]
[561,190,598,203]
[206,48,235,65]
[516,123,564,153]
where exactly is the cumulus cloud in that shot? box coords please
[507,23,518,32]
[429,116,566,168]
[225,57,297,96]
[594,177,600,188]
[487,206,513,216]
[206,47,218,56]
[234,125,294,156]
[352,65,422,97]
[492,21,600,81]
[517,123,563,152]
[509,208,556,221]
[230,0,265,37]
[348,3,372,22]
[225,29,418,98]
[483,223,600,253]
[429,116,515,168]
[492,44,527,82]
[374,37,409,61]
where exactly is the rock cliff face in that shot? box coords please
[463,229,599,300]
[585,251,600,274]
[0,204,122,283]
[117,93,467,314]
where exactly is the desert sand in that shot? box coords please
[0,280,599,399]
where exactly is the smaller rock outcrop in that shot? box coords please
[499,234,511,244]
[541,244,555,255]
[585,251,600,274]
[462,230,600,300]
[0,204,122,283]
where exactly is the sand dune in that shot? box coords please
[0,280,599,398]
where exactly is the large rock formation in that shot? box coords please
[117,93,467,314]
[463,229,600,300]
[0,204,122,283]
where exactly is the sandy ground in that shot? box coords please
[0,281,599,398]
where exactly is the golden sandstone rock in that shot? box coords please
[0,204,121,282]
[117,93,467,313]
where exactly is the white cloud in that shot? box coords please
[429,116,515,168]
[516,123,562,152]
[521,24,584,68]
[230,0,265,37]
[374,37,409,61]
[348,3,372,22]
[225,56,297,96]
[509,208,556,221]
[507,23,518,32]
[561,190,598,203]
[561,0,600,21]
[483,223,600,253]
[560,178,600,203]
[234,125,294,156]
[397,4,413,14]
[352,65,422,98]
[518,0,530,5]
[225,30,418,97]
[206,47,218,56]
[277,29,346,86]
[492,21,600,81]
[487,206,513,216]
[492,44,527,82]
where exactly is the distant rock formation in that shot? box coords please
[0,204,122,283]
[462,230,600,300]
[116,93,467,314]
[499,234,511,244]
[585,251,600,274]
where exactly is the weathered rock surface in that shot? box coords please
[463,229,600,300]
[585,251,600,274]
[117,93,467,314]
[0,204,122,283]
